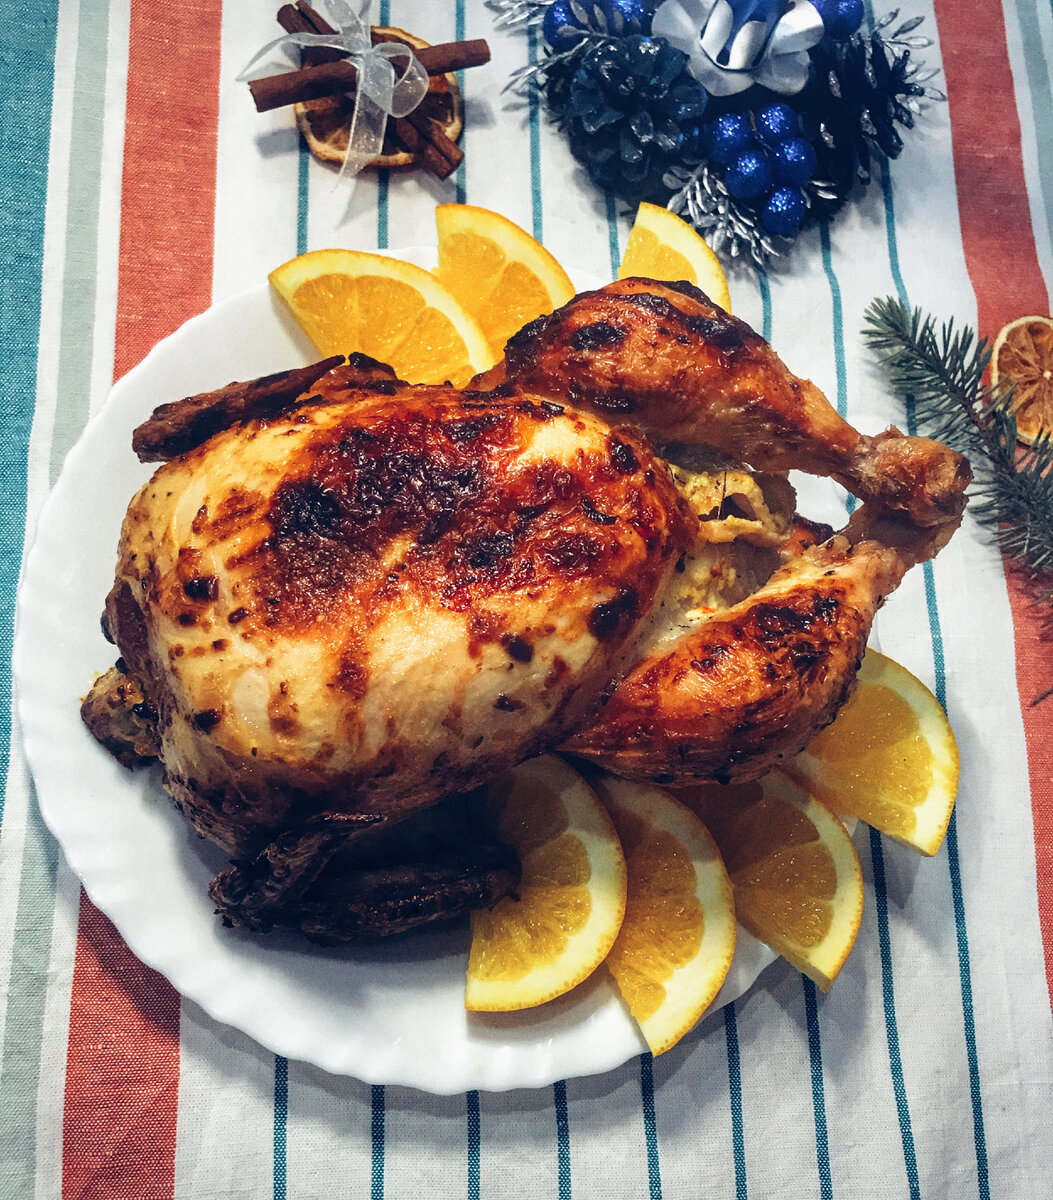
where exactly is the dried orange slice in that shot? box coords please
[991,314,1053,444]
[465,756,626,1012]
[680,771,863,992]
[434,205,576,357]
[269,248,492,386]
[786,650,959,856]
[590,774,736,1055]
[618,201,732,312]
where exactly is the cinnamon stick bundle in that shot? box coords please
[249,41,491,113]
[263,1,479,179]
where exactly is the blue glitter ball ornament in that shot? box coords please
[760,187,808,236]
[810,0,864,39]
[543,0,653,52]
[705,113,754,166]
[726,149,773,201]
[770,136,817,186]
[808,0,839,26]
[755,103,799,148]
[542,0,582,52]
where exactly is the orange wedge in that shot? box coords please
[465,755,626,1012]
[681,771,863,992]
[434,204,576,357]
[269,248,492,387]
[990,314,1053,445]
[591,774,736,1055]
[786,649,960,856]
[618,201,732,312]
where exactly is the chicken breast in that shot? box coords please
[104,369,691,856]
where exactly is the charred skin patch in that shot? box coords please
[214,391,689,636]
[588,588,639,640]
[570,322,627,352]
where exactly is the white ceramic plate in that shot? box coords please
[14,250,777,1094]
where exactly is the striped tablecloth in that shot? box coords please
[3,1,1051,1196]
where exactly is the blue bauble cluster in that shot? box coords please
[808,0,865,40]
[543,0,655,53]
[707,103,816,237]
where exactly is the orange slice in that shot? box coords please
[786,649,960,856]
[990,314,1053,444]
[618,201,732,312]
[269,248,492,386]
[680,771,863,991]
[465,755,626,1012]
[434,204,576,357]
[591,774,736,1055]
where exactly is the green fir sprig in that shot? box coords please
[863,296,1053,632]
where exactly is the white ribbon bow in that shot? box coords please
[653,0,824,97]
[239,0,430,181]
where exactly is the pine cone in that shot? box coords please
[800,30,926,216]
[556,35,707,202]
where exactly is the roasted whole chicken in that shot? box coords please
[84,278,969,942]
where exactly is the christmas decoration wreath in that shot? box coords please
[488,0,943,265]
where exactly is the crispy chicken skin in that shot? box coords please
[486,278,970,528]
[104,368,691,858]
[565,530,904,783]
[87,278,970,940]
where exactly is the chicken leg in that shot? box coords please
[564,504,959,784]
[490,278,971,528]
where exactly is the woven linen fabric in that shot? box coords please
[1,1,1051,1197]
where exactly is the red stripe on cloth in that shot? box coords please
[63,895,181,1200]
[64,2,222,1195]
[933,0,1053,1002]
[113,0,223,380]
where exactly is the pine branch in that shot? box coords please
[863,297,1053,632]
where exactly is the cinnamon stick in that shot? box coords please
[403,108,463,175]
[390,115,461,179]
[248,40,490,112]
[277,3,345,64]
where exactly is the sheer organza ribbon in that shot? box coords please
[238,0,429,181]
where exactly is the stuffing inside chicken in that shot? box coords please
[84,279,969,942]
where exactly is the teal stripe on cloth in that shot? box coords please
[377,169,390,251]
[273,1056,289,1200]
[297,144,310,255]
[554,1080,572,1199]
[0,2,60,1193]
[819,225,848,421]
[0,0,58,830]
[639,1053,662,1200]
[867,827,920,1199]
[1011,0,1053,262]
[755,268,771,342]
[377,0,391,246]
[802,980,833,1200]
[527,27,543,242]
[467,1090,481,1200]
[606,193,622,280]
[455,0,467,203]
[879,155,990,1200]
[723,1004,748,1200]
[371,1084,386,1200]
